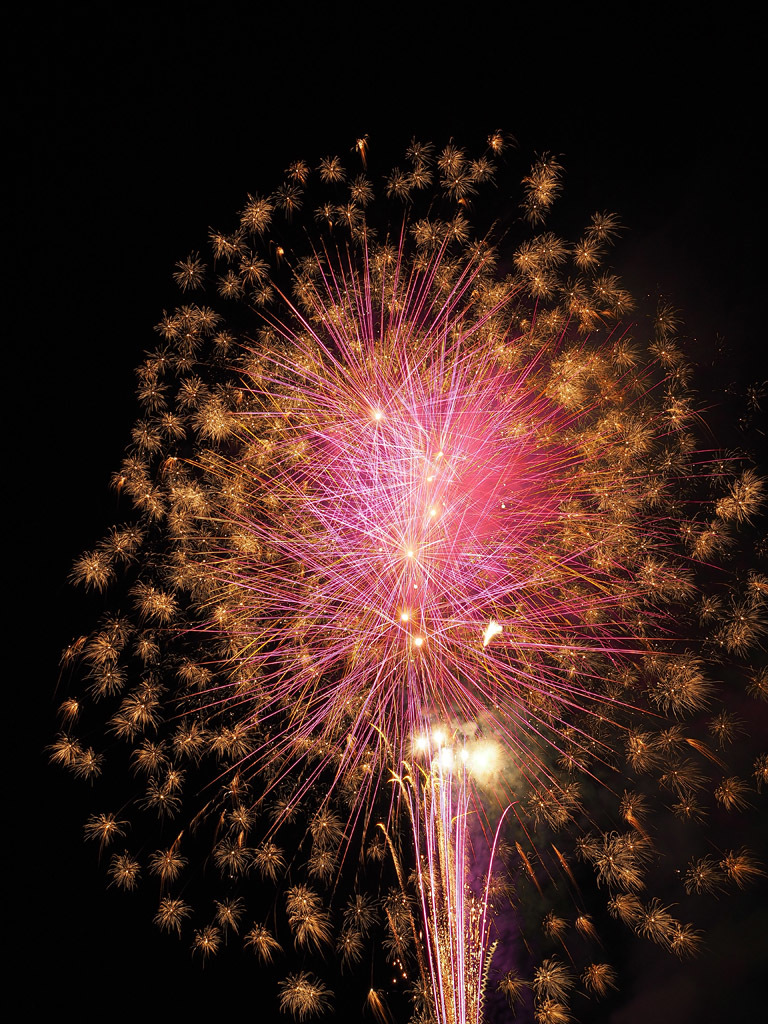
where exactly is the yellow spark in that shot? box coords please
[483,619,503,647]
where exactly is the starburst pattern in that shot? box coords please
[54,132,766,1023]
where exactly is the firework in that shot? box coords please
[54,133,766,1022]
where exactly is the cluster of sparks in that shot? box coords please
[55,133,767,1023]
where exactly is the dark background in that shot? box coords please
[12,4,766,1022]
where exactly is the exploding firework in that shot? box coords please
[53,132,767,1022]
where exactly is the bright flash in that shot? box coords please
[468,742,498,778]
[438,746,454,770]
[413,636,424,648]
[483,619,503,647]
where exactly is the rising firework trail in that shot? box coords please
[53,131,767,1023]
[397,728,508,1024]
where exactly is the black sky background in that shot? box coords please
[12,4,767,1022]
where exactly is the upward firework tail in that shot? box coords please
[400,730,509,1024]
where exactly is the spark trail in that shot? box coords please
[400,729,507,1024]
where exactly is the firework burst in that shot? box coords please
[54,132,767,1023]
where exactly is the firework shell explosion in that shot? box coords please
[54,133,767,1023]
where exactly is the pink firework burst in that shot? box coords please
[55,133,767,1023]
[208,236,678,816]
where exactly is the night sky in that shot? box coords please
[13,6,766,1022]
